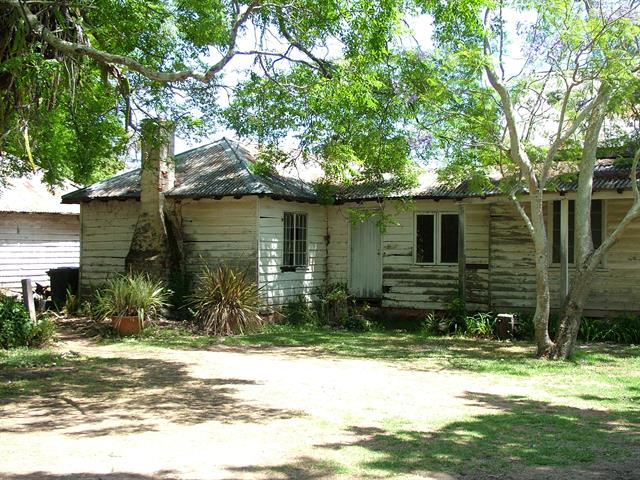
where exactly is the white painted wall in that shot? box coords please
[0,212,80,293]
[181,197,258,282]
[79,200,139,293]
[258,198,327,306]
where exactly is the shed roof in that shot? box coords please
[62,138,316,204]
[336,158,640,201]
[62,137,640,205]
[0,172,79,214]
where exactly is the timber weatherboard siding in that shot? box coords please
[0,212,80,292]
[77,194,639,316]
[380,200,490,311]
[181,197,258,283]
[79,200,139,293]
[488,198,640,313]
[257,198,327,306]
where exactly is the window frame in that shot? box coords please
[414,211,459,266]
[282,211,308,270]
[550,199,606,266]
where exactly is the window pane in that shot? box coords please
[283,212,294,266]
[284,212,308,267]
[591,200,603,249]
[297,213,308,266]
[440,214,459,263]
[416,214,434,263]
[552,201,561,264]
[552,200,575,263]
[568,200,575,263]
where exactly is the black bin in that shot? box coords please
[47,267,79,308]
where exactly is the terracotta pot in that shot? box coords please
[111,315,144,335]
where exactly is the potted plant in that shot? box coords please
[95,273,170,335]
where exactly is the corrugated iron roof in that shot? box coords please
[336,159,640,201]
[0,172,80,214]
[62,138,316,204]
[63,141,639,204]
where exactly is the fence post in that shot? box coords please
[21,278,37,323]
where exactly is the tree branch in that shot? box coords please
[4,0,260,83]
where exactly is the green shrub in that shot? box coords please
[0,296,33,348]
[0,295,56,348]
[28,318,56,347]
[514,314,535,340]
[94,273,171,322]
[464,312,496,338]
[188,264,264,335]
[282,296,317,326]
[344,311,372,332]
[579,315,640,344]
[64,288,79,316]
[314,283,350,327]
[420,313,441,335]
[447,296,467,321]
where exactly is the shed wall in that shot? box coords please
[0,212,80,293]
[258,198,327,306]
[79,200,139,293]
[180,197,258,283]
[381,200,490,310]
[489,198,640,314]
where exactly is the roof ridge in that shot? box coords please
[222,137,270,193]
[175,138,227,158]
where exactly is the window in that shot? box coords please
[416,214,435,263]
[283,212,307,267]
[415,213,459,264]
[552,199,604,264]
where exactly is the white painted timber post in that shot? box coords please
[560,198,569,300]
[21,278,37,323]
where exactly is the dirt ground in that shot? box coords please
[1,326,638,480]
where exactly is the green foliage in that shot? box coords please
[464,312,496,339]
[28,318,57,348]
[278,284,372,332]
[419,313,441,336]
[64,288,80,317]
[281,296,318,327]
[579,315,640,344]
[224,58,420,189]
[514,314,536,341]
[343,309,373,333]
[446,295,467,321]
[2,0,408,186]
[188,264,264,335]
[94,273,171,322]
[0,295,56,348]
[0,296,33,348]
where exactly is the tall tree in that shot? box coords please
[425,0,640,358]
[226,0,640,359]
[0,0,404,184]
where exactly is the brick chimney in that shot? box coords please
[125,119,175,280]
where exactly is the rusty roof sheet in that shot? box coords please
[63,142,639,204]
[62,138,316,203]
[0,172,80,214]
[336,159,640,201]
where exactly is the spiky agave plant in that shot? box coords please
[189,264,264,335]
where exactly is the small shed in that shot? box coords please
[0,172,80,294]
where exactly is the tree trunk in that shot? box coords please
[529,194,555,357]
[551,269,594,359]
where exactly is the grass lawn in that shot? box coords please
[1,323,639,479]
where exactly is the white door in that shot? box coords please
[350,216,382,298]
